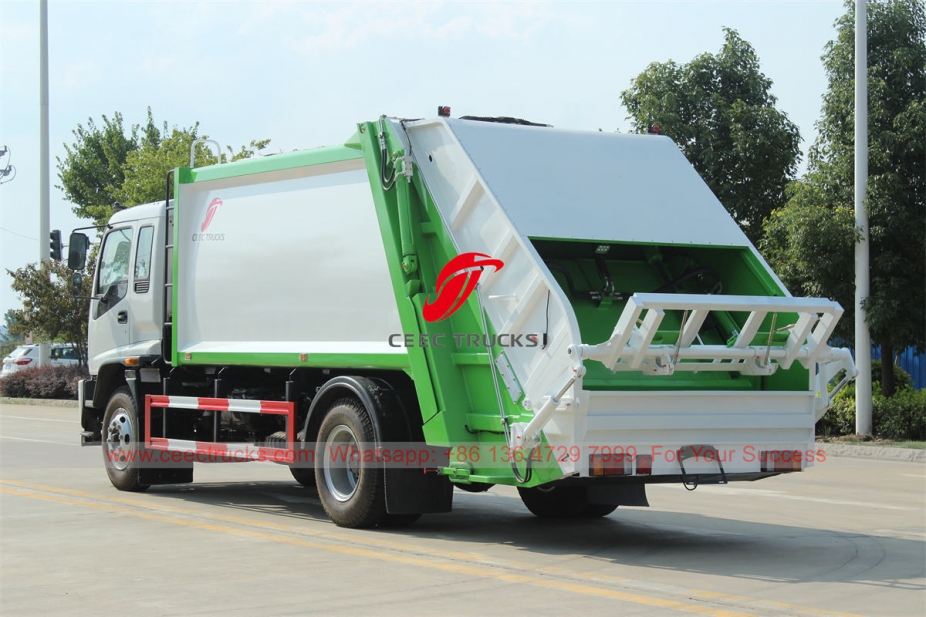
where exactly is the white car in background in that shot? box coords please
[0,344,80,378]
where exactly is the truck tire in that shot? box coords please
[455,482,494,493]
[289,465,316,488]
[517,485,588,519]
[380,513,422,528]
[582,503,618,517]
[315,398,387,528]
[102,387,150,492]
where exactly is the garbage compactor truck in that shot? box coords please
[69,111,857,528]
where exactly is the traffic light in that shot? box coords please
[50,229,62,261]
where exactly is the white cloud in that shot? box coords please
[61,59,99,91]
[233,2,564,54]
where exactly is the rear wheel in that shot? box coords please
[380,513,422,528]
[517,484,588,519]
[289,465,316,488]
[102,387,150,492]
[581,503,618,517]
[315,398,387,528]
[455,482,494,493]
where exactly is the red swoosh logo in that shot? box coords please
[422,252,504,322]
[201,198,223,232]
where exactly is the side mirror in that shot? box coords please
[68,232,89,271]
[71,271,83,296]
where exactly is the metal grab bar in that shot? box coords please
[189,138,223,168]
[574,293,847,376]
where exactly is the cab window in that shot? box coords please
[134,226,154,293]
[96,227,132,315]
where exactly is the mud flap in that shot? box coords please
[79,378,102,444]
[587,483,649,507]
[385,468,453,515]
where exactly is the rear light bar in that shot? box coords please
[14,358,33,365]
[590,453,654,476]
[590,453,629,477]
[761,450,803,473]
[589,449,804,476]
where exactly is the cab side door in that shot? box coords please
[88,226,133,373]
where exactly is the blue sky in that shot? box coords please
[0,0,846,319]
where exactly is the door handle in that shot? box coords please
[117,311,128,324]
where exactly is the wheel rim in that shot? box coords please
[105,408,134,471]
[322,424,362,502]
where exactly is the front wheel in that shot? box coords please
[102,387,150,492]
[314,398,386,528]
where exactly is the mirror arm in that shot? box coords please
[71,223,111,233]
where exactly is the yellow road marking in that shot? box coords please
[2,484,752,617]
[0,479,500,565]
[0,479,864,617]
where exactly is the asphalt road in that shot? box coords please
[1,402,924,616]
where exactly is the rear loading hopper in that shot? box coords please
[367,117,856,487]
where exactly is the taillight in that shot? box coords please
[635,454,653,475]
[761,450,803,472]
[14,358,33,366]
[590,453,629,477]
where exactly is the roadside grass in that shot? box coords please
[817,435,926,450]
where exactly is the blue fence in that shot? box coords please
[871,346,925,390]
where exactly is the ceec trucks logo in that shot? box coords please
[422,252,504,322]
[202,198,223,231]
[390,251,544,348]
[192,197,226,241]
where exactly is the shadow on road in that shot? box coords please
[145,479,925,592]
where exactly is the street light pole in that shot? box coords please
[38,0,50,367]
[854,0,872,435]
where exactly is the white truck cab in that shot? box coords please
[88,202,164,375]
[70,201,171,441]
[87,202,166,374]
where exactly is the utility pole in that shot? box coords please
[854,0,872,435]
[38,0,51,367]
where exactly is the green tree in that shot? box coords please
[6,261,95,366]
[0,310,25,359]
[40,109,271,366]
[58,108,270,226]
[621,28,802,244]
[56,112,138,226]
[1,310,24,342]
[763,0,925,397]
[119,120,269,207]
